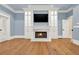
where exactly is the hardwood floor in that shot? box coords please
[0,38,79,55]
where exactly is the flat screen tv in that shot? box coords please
[34,14,48,22]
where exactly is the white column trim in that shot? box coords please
[49,10,58,39]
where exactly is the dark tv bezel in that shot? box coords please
[34,14,48,23]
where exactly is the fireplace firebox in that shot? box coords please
[35,32,47,38]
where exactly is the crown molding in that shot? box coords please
[58,7,73,13]
[14,11,24,13]
[1,4,73,13]
[1,4,15,13]
[1,4,25,13]
[23,7,73,13]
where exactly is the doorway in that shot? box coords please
[62,16,72,38]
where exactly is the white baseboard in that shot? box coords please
[71,39,79,45]
[58,36,70,38]
[0,35,26,42]
[0,36,10,42]
[58,36,62,38]
[9,35,26,40]
[0,39,7,42]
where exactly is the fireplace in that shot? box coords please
[35,32,47,38]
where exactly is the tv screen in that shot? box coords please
[34,14,48,22]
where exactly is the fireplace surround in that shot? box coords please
[32,27,50,41]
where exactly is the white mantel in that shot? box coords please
[24,9,58,42]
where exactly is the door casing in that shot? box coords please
[62,16,72,38]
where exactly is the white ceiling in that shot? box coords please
[1,4,77,13]
[7,4,77,11]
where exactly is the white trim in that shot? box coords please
[71,39,79,45]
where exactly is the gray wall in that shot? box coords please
[14,13,24,35]
[0,5,15,36]
[73,5,79,41]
